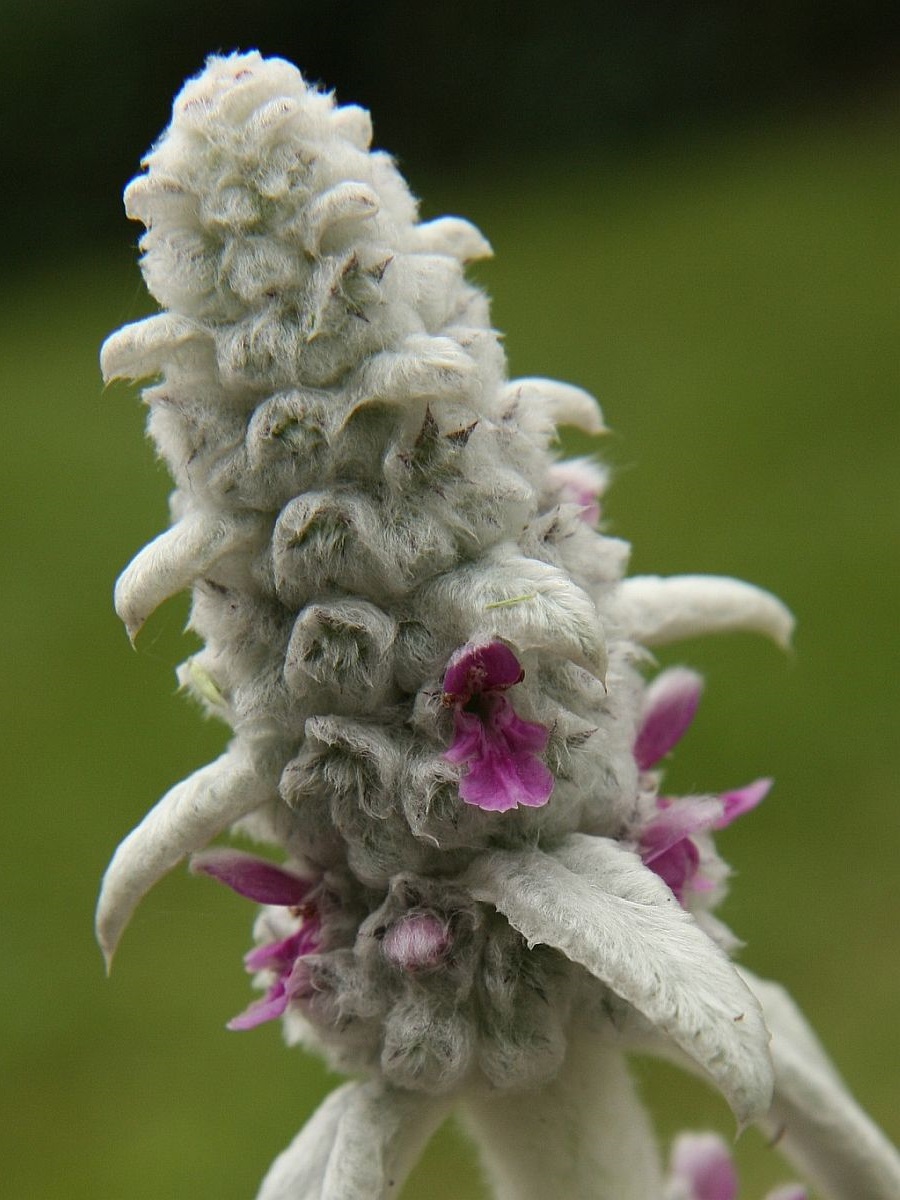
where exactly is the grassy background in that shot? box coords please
[1,94,898,1198]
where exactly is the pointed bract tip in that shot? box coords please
[95,906,121,975]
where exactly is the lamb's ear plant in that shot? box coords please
[97,52,900,1200]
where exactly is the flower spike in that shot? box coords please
[97,51,896,1200]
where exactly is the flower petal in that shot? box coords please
[245,924,320,973]
[190,848,311,906]
[641,797,724,859]
[644,839,701,903]
[443,711,484,764]
[254,1079,453,1200]
[715,778,772,828]
[442,640,524,700]
[634,668,704,770]
[457,742,554,811]
[490,695,551,755]
[546,457,609,525]
[463,835,774,1125]
[227,978,290,1031]
[447,704,553,812]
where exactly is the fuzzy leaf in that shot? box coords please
[612,574,794,648]
[358,334,477,405]
[741,969,900,1200]
[95,749,272,966]
[114,512,262,640]
[422,546,607,680]
[463,834,774,1124]
[331,103,373,150]
[100,313,209,382]
[303,182,380,254]
[272,490,455,606]
[410,216,493,263]
[255,1079,451,1200]
[499,377,606,434]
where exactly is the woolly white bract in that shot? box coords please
[98,53,899,1200]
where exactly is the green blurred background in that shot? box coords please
[2,3,898,1197]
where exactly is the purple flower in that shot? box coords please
[633,666,704,771]
[639,781,772,903]
[442,640,554,812]
[634,668,771,902]
[669,1132,739,1200]
[666,1132,807,1200]
[190,849,321,1030]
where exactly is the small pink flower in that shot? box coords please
[191,849,321,1030]
[634,667,704,771]
[382,912,450,971]
[667,1132,807,1200]
[669,1132,739,1200]
[442,640,554,812]
[639,781,772,902]
[546,458,608,526]
[634,668,771,902]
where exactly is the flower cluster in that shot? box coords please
[190,849,323,1029]
[632,667,771,909]
[97,53,900,1200]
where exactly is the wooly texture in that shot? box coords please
[97,53,899,1200]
